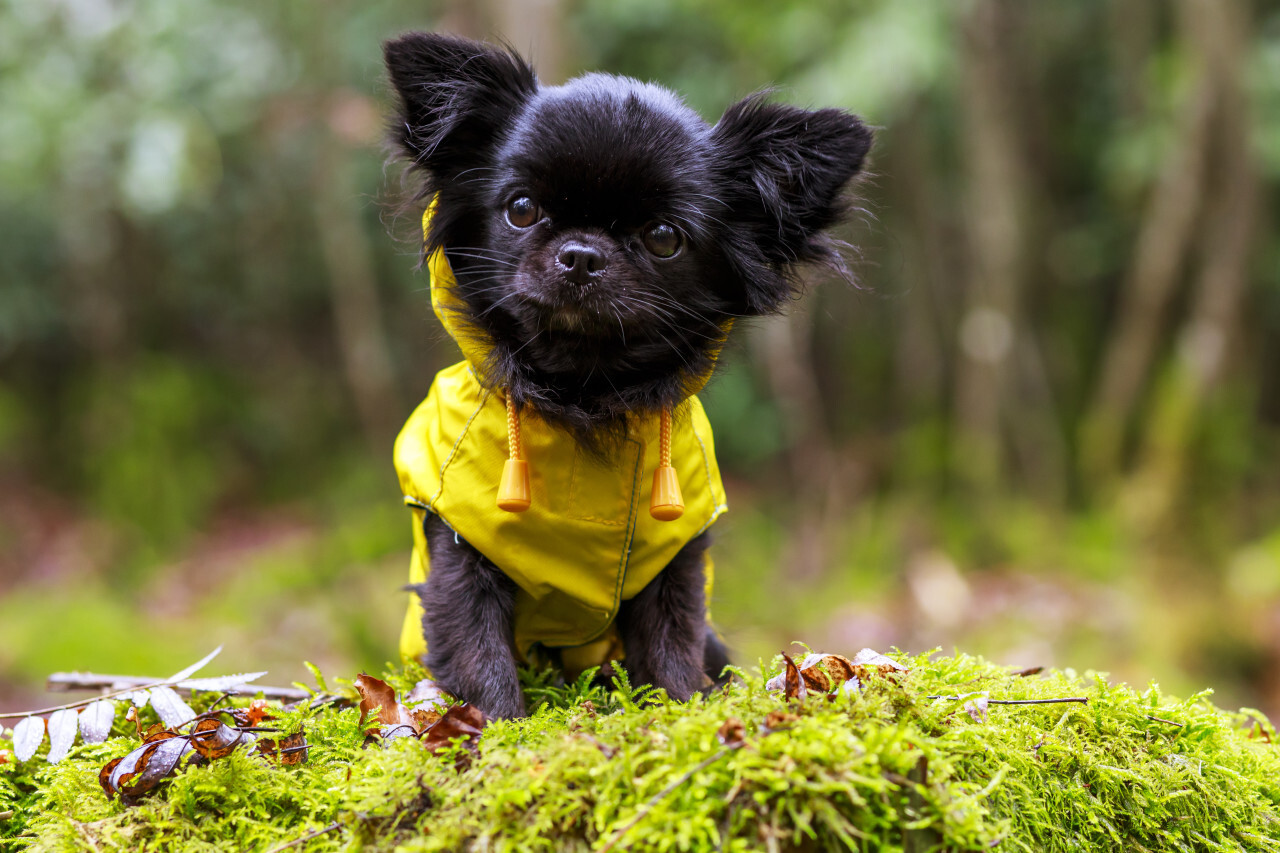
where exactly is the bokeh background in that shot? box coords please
[3,0,1280,718]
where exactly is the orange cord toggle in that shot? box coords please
[649,406,684,521]
[497,392,531,512]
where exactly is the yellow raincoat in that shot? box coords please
[396,215,727,672]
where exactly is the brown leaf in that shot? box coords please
[189,719,249,760]
[766,651,897,696]
[230,698,276,728]
[101,735,195,803]
[795,653,860,694]
[1012,666,1044,678]
[257,730,309,766]
[421,703,486,757]
[762,710,798,733]
[716,718,746,748]
[355,673,415,737]
[780,653,806,701]
[143,724,177,744]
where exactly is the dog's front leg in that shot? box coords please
[415,514,526,719]
[615,534,711,701]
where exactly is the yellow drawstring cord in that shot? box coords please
[497,392,531,512]
[649,406,684,521]
[498,395,683,519]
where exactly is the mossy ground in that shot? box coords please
[4,651,1280,851]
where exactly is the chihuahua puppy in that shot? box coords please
[384,33,871,718]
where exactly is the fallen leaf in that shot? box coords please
[0,749,11,764]
[46,709,80,764]
[149,686,197,728]
[355,673,416,737]
[404,679,450,732]
[258,731,308,766]
[849,648,910,681]
[12,717,45,763]
[716,718,746,748]
[143,722,175,743]
[762,710,798,733]
[422,704,486,757]
[189,719,251,760]
[780,653,805,701]
[1012,666,1044,678]
[80,700,116,745]
[179,672,268,694]
[962,692,990,723]
[231,698,277,728]
[101,734,194,803]
[767,651,877,696]
[166,647,224,683]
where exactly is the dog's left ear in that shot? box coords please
[712,96,873,314]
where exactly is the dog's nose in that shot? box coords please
[555,241,607,283]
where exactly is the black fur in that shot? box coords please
[615,533,713,699]
[384,33,871,717]
[414,513,525,719]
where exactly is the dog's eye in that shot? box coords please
[641,223,682,259]
[506,197,540,229]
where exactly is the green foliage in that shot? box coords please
[6,653,1280,851]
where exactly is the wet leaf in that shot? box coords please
[405,678,450,731]
[46,708,80,764]
[167,646,223,683]
[849,648,910,679]
[189,719,251,760]
[716,718,746,748]
[179,671,268,694]
[123,691,151,708]
[13,716,45,763]
[101,734,194,803]
[422,704,486,756]
[258,731,308,766]
[149,686,197,728]
[80,700,116,745]
[962,693,990,723]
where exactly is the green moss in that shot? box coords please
[5,652,1280,851]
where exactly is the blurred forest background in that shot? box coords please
[2,0,1280,718]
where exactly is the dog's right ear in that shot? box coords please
[383,33,536,175]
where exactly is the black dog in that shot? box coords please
[384,33,871,719]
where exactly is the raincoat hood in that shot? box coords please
[397,212,727,669]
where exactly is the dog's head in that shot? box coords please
[385,33,872,444]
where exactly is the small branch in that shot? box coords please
[598,745,739,853]
[0,677,182,721]
[46,672,311,702]
[929,695,1088,706]
[1145,715,1184,727]
[265,821,341,853]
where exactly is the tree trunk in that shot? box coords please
[952,0,1034,495]
[1079,0,1217,488]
